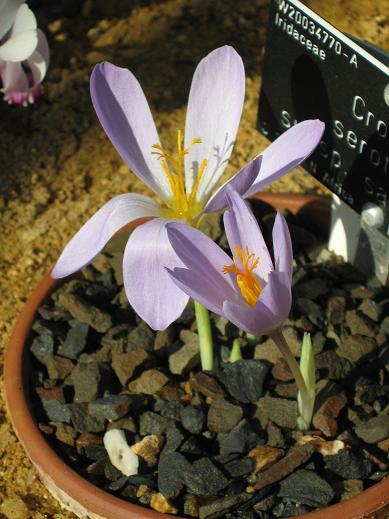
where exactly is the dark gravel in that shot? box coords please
[28,206,389,517]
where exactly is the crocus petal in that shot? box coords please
[224,188,273,283]
[223,299,275,336]
[166,221,239,310]
[90,62,172,201]
[123,218,189,330]
[223,271,291,336]
[272,212,293,283]
[184,46,245,203]
[26,29,49,87]
[167,267,226,315]
[257,271,292,323]
[244,120,325,197]
[52,194,161,279]
[203,156,262,214]
[0,0,24,40]
[0,4,37,61]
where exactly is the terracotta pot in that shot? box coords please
[5,194,389,519]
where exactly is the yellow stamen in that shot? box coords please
[223,245,262,307]
[152,130,206,225]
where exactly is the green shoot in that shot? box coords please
[296,332,316,430]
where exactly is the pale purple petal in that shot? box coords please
[184,46,245,203]
[52,194,161,279]
[244,120,325,197]
[258,271,291,323]
[223,299,275,337]
[224,188,273,283]
[166,222,233,276]
[166,221,240,309]
[167,268,226,315]
[223,271,291,335]
[203,156,262,214]
[272,212,293,283]
[123,218,189,330]
[90,62,171,201]
[0,0,24,40]
[0,4,37,61]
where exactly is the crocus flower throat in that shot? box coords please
[152,130,207,225]
[223,245,261,307]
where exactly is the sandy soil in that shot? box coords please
[0,0,387,517]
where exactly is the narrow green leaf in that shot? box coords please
[297,332,316,430]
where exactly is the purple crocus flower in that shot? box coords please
[167,189,316,427]
[0,1,49,105]
[52,45,323,330]
[166,188,293,336]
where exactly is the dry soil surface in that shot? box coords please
[0,0,388,517]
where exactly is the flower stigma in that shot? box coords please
[223,245,262,307]
[152,130,207,226]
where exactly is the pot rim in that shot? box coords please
[4,193,389,519]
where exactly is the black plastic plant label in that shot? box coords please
[258,0,389,233]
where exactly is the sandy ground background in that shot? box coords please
[0,0,388,517]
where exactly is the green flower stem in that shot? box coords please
[271,329,312,429]
[230,338,243,362]
[194,301,214,371]
[246,333,259,344]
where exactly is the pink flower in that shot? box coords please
[0,1,49,105]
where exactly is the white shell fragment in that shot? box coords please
[299,435,345,456]
[103,429,139,476]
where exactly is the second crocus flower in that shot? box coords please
[166,188,314,427]
[166,188,293,336]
